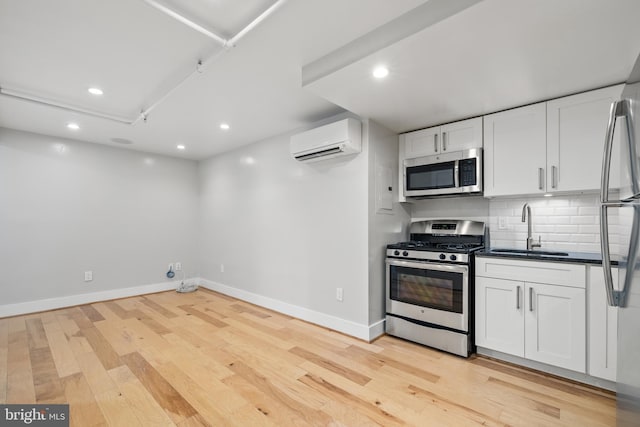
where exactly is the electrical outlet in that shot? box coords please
[336,287,343,302]
[175,262,182,271]
[84,271,93,282]
[498,217,508,230]
[220,264,225,273]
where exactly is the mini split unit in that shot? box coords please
[290,118,362,162]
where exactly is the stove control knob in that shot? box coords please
[450,254,457,261]
[394,250,400,256]
[402,251,409,257]
[439,253,446,260]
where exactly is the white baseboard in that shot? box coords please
[200,279,384,342]
[0,280,182,318]
[368,318,386,341]
[0,279,387,342]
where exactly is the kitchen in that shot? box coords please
[1,0,639,425]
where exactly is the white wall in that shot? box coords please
[198,114,371,329]
[367,120,410,324]
[0,128,199,308]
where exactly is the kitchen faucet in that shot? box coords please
[522,203,542,251]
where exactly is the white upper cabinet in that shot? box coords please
[547,85,623,193]
[402,126,440,159]
[440,117,483,153]
[483,85,623,197]
[401,117,482,160]
[483,103,547,197]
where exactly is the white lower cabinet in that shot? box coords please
[588,266,618,382]
[525,282,585,372]
[475,276,524,356]
[476,257,586,373]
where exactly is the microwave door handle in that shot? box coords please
[454,160,460,188]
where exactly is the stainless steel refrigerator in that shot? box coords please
[600,52,640,426]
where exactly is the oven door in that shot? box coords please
[386,258,468,332]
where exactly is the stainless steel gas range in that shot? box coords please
[385,219,485,357]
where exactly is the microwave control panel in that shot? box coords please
[459,158,477,186]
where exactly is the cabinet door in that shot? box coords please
[483,103,547,197]
[440,117,482,153]
[547,85,623,193]
[525,283,586,372]
[475,276,524,357]
[403,126,440,159]
[588,266,618,381]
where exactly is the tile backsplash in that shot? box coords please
[409,193,621,255]
[488,194,612,253]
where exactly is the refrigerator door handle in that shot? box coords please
[600,98,640,307]
[601,99,639,203]
[600,100,626,306]
[600,204,621,306]
[601,100,625,204]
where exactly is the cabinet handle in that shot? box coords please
[442,132,447,151]
[529,287,534,312]
[434,134,438,153]
[552,165,558,189]
[516,285,521,309]
[538,168,544,190]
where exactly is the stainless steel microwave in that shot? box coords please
[403,148,482,198]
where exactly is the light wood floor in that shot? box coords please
[0,289,615,426]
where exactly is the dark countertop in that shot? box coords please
[476,249,612,265]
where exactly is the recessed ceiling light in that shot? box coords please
[372,66,389,79]
[220,123,230,130]
[67,122,80,130]
[88,87,103,96]
[177,144,186,150]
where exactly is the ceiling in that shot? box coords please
[305,0,640,133]
[1,0,640,160]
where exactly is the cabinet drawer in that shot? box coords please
[476,257,585,288]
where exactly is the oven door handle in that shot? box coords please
[386,258,469,274]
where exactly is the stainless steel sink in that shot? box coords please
[489,248,569,257]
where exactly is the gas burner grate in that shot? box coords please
[434,243,483,250]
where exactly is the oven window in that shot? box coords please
[406,161,455,191]
[389,265,463,313]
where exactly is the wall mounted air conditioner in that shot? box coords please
[290,118,361,162]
